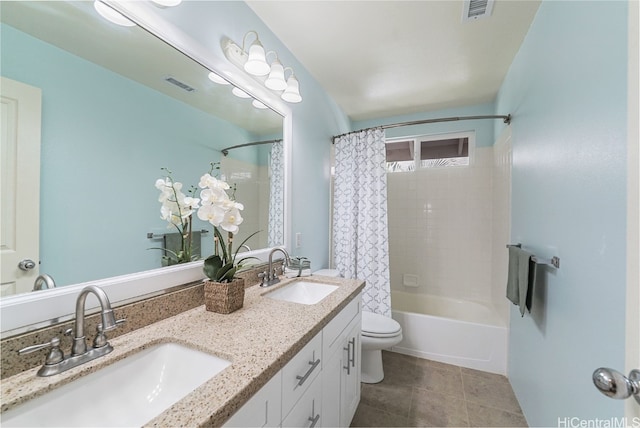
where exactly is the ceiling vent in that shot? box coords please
[462,0,494,22]
[164,76,195,92]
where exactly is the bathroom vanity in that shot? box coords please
[0,276,364,427]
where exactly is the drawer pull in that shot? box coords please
[296,358,321,386]
[308,413,320,428]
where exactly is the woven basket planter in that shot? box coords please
[204,278,245,314]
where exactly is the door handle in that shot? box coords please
[592,367,640,404]
[18,259,36,271]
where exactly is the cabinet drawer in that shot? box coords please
[223,372,282,427]
[282,331,323,416]
[282,372,322,428]
[322,295,360,362]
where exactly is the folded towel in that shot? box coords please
[284,267,312,278]
[506,246,536,317]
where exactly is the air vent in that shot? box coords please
[164,76,195,92]
[462,0,494,21]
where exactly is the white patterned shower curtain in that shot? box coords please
[268,141,284,247]
[333,128,391,316]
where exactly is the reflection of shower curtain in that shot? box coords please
[333,128,391,316]
[268,141,284,247]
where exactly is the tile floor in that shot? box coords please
[350,351,528,427]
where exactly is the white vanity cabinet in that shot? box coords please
[223,294,361,428]
[321,300,362,428]
[223,372,282,427]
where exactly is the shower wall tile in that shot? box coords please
[388,147,494,303]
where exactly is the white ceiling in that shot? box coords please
[247,0,541,122]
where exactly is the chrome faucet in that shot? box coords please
[18,285,124,377]
[259,248,291,287]
[71,285,118,355]
[33,273,56,291]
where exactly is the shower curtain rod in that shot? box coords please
[221,138,282,156]
[332,114,511,142]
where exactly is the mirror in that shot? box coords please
[0,1,285,298]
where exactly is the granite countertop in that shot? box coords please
[0,275,365,427]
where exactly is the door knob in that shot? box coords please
[592,367,640,404]
[18,259,36,271]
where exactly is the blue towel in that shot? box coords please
[506,246,536,317]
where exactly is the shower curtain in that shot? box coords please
[333,128,392,316]
[268,141,284,247]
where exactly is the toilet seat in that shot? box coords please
[361,311,401,338]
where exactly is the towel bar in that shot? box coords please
[147,229,210,239]
[506,244,560,269]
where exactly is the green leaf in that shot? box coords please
[203,255,223,280]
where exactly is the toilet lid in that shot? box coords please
[361,311,401,337]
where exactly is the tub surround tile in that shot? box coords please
[1,275,364,427]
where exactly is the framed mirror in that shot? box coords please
[0,1,291,334]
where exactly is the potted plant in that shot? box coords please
[197,164,258,314]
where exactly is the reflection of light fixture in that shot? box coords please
[151,0,182,6]
[208,71,230,85]
[265,52,287,91]
[243,31,270,76]
[232,87,251,98]
[222,32,302,103]
[252,99,268,109]
[281,68,302,103]
[93,1,135,27]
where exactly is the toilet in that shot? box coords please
[314,269,403,384]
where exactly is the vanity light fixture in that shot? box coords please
[231,87,252,99]
[243,31,270,76]
[252,100,268,109]
[93,1,136,27]
[208,71,230,85]
[264,52,287,91]
[281,68,302,103]
[222,31,302,103]
[150,0,182,6]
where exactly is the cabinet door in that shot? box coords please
[321,349,342,427]
[341,319,361,427]
[223,372,282,427]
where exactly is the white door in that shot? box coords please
[0,77,42,296]
[594,5,640,416]
[625,1,640,419]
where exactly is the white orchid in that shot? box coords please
[153,169,200,265]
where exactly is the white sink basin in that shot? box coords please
[1,343,230,427]
[266,280,339,305]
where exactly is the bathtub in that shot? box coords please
[390,291,508,375]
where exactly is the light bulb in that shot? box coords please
[244,40,270,76]
[265,60,287,91]
[93,1,135,27]
[281,74,302,103]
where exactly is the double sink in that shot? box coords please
[1,279,339,427]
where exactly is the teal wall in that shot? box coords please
[494,1,628,424]
[1,23,259,286]
[353,101,497,147]
[158,2,351,269]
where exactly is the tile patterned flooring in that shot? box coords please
[350,351,528,427]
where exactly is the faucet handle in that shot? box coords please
[18,337,64,365]
[94,319,125,348]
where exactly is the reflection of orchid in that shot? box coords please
[152,169,200,265]
[198,163,258,283]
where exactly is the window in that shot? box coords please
[386,131,473,172]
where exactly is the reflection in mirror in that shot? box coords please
[0,1,284,298]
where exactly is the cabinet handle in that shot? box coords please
[296,358,320,386]
[343,340,352,375]
[343,337,356,374]
[349,337,356,368]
